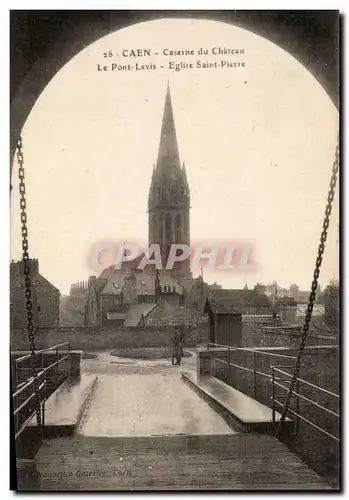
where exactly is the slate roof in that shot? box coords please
[97,267,186,297]
[135,273,157,296]
[101,271,129,295]
[123,303,158,327]
[146,298,173,319]
[205,289,271,314]
[97,253,161,281]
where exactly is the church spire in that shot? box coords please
[156,83,181,177]
[182,161,189,188]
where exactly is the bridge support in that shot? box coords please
[70,351,82,377]
[197,348,212,380]
[197,347,228,381]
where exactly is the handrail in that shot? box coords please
[212,356,272,379]
[13,381,45,416]
[15,342,71,364]
[273,399,339,442]
[206,343,339,442]
[272,380,340,418]
[13,354,71,397]
[208,342,297,360]
[271,366,339,442]
[12,342,72,439]
[272,366,339,399]
[13,370,45,397]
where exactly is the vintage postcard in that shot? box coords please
[10,10,340,492]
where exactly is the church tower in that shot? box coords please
[148,84,191,278]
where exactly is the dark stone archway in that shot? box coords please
[10,10,339,172]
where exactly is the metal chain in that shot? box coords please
[16,136,42,429]
[275,137,339,437]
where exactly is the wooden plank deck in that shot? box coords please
[32,434,331,491]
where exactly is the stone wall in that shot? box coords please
[11,326,198,351]
[208,345,339,487]
[196,322,209,344]
[241,317,338,349]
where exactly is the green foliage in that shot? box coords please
[323,279,339,325]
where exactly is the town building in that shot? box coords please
[60,282,88,326]
[10,259,60,328]
[204,290,243,346]
[84,86,276,328]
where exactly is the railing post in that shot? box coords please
[272,367,275,426]
[42,379,46,433]
[14,394,19,437]
[13,361,18,390]
[56,348,59,389]
[295,378,300,435]
[228,348,231,385]
[253,351,257,399]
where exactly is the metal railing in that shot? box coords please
[271,366,339,442]
[207,342,339,441]
[207,342,296,399]
[12,342,71,439]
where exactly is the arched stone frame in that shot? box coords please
[10,11,339,173]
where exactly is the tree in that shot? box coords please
[323,279,340,326]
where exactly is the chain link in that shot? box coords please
[16,136,42,429]
[275,138,339,437]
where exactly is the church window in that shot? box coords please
[165,213,172,243]
[175,213,181,242]
[159,220,163,242]
[164,285,167,292]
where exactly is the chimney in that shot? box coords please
[11,258,39,277]
[88,276,97,291]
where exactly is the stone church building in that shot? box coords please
[84,85,273,329]
[85,85,195,327]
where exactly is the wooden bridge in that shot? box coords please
[12,343,338,491]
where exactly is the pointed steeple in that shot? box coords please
[151,163,156,181]
[156,84,181,177]
[182,161,189,188]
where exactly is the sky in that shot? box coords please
[10,18,339,294]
